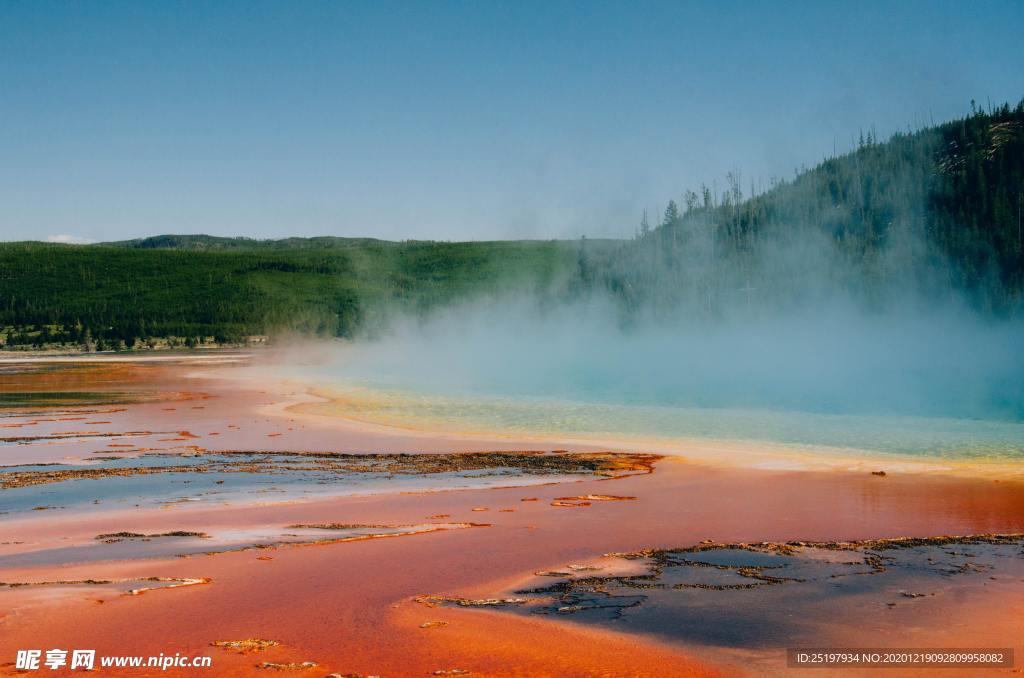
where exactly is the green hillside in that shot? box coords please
[105,234,389,251]
[580,100,1024,316]
[1,100,1022,350]
[0,239,586,349]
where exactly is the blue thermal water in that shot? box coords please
[300,375,1024,462]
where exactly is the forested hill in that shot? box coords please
[578,100,1024,316]
[0,239,595,350]
[1,100,1022,350]
[105,234,389,250]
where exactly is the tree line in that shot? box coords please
[0,239,582,350]
[575,99,1024,318]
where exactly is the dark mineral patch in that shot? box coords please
[1,450,658,490]
[426,533,1024,649]
[96,531,210,543]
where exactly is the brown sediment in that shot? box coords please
[95,531,210,543]
[2,464,214,489]
[0,430,163,443]
[547,494,638,507]
[0,576,210,595]
[284,522,482,531]
[419,621,448,629]
[125,577,210,595]
[669,570,793,590]
[207,449,660,477]
[623,532,1024,559]
[286,523,396,530]
[185,523,490,558]
[1,578,117,587]
[211,638,280,654]
[533,565,604,577]
[0,450,660,490]
[256,661,317,670]
[414,595,527,608]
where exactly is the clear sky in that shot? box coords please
[2,1,1023,243]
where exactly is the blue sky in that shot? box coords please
[1,1,1023,243]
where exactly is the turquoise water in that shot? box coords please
[286,310,1024,463]
[304,378,1024,462]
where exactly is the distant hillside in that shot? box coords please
[0,239,591,349]
[580,99,1024,316]
[104,234,388,250]
[2,101,1022,350]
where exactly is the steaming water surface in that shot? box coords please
[297,379,1024,462]
[282,304,1024,465]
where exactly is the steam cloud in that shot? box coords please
[320,294,1023,422]
[305,168,1024,424]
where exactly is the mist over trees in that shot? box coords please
[342,101,1024,423]
[1,101,1022,351]
[576,100,1024,320]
